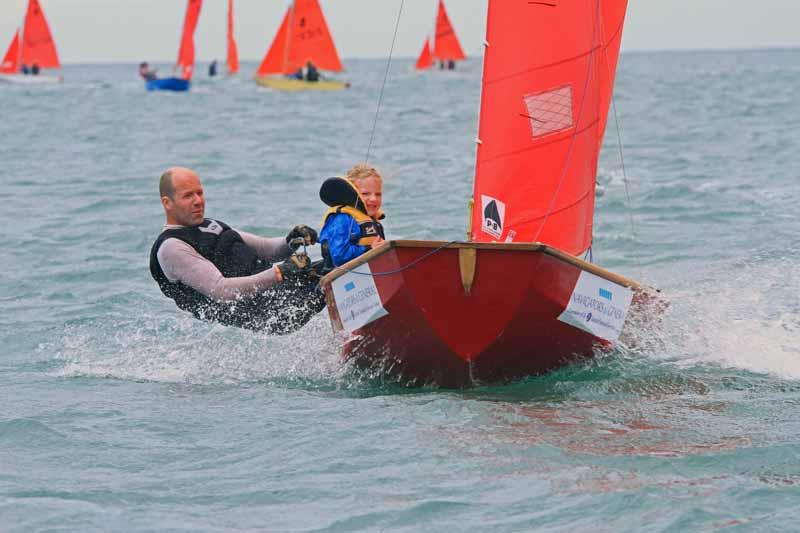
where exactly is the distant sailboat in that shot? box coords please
[415,0,466,71]
[0,0,62,84]
[415,37,433,70]
[226,0,239,75]
[147,0,202,92]
[254,0,348,91]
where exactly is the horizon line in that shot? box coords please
[49,45,800,66]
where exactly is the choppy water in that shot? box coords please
[2,50,799,531]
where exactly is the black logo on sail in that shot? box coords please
[484,200,502,233]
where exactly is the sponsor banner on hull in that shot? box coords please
[557,271,633,342]
[332,263,388,333]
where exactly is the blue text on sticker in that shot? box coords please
[344,281,356,292]
[599,288,613,301]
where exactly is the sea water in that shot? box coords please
[1,50,799,531]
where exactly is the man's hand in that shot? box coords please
[276,255,313,284]
[286,225,318,250]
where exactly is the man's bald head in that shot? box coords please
[159,166,198,199]
[159,167,206,226]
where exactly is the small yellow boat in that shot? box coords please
[254,76,349,92]
[254,0,349,93]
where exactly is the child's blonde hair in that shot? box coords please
[345,163,383,184]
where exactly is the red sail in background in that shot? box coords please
[256,8,289,76]
[21,0,60,68]
[415,37,433,70]
[176,0,202,79]
[257,0,343,76]
[227,0,239,74]
[285,0,343,73]
[433,0,466,62]
[470,0,628,255]
[0,30,20,73]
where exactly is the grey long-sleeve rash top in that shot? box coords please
[156,226,291,302]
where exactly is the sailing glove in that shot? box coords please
[276,255,313,284]
[286,225,318,250]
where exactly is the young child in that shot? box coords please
[319,164,386,268]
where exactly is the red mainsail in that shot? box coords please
[0,30,20,73]
[227,0,239,74]
[176,0,203,80]
[20,0,60,69]
[433,0,466,62]
[256,8,289,76]
[470,0,628,255]
[415,37,433,70]
[256,0,343,76]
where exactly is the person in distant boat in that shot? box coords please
[139,62,158,81]
[209,60,218,77]
[290,67,304,80]
[318,164,386,269]
[31,63,40,75]
[150,167,325,334]
[304,60,320,82]
[20,64,30,75]
[447,59,456,70]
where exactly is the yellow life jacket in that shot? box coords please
[321,205,385,247]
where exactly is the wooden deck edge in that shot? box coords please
[318,240,642,290]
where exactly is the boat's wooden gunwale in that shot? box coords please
[319,240,641,290]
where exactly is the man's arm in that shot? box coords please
[157,238,281,302]
[237,231,292,263]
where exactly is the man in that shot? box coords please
[139,62,158,81]
[149,167,324,334]
[304,60,320,82]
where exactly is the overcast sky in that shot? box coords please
[2,1,799,64]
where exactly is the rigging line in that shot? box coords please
[365,0,405,164]
[600,3,643,279]
[532,0,602,244]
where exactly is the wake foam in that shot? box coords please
[620,250,800,380]
[48,304,347,387]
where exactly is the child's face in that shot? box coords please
[357,176,383,217]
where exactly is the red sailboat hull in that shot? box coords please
[320,241,649,388]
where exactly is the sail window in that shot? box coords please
[523,85,574,138]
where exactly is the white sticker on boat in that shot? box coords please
[481,195,505,239]
[557,271,633,342]
[332,263,388,333]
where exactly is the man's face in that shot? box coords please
[163,171,205,226]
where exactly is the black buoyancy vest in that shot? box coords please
[149,219,271,325]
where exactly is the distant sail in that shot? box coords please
[256,8,289,76]
[471,0,628,255]
[227,0,239,74]
[256,0,342,76]
[0,30,20,73]
[21,0,60,69]
[433,0,465,62]
[415,37,433,70]
[176,0,203,80]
